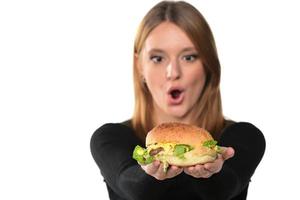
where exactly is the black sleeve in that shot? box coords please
[90,123,175,200]
[183,122,266,200]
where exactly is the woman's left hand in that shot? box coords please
[183,147,235,178]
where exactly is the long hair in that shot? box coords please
[132,1,225,142]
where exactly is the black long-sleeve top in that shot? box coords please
[90,120,265,200]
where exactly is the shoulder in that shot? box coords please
[90,120,140,146]
[224,121,264,138]
[95,121,132,134]
[221,121,266,152]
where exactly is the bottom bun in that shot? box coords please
[163,155,217,167]
[156,149,217,167]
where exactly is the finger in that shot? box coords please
[166,165,183,178]
[185,165,208,178]
[222,147,235,160]
[142,160,160,175]
[194,164,211,178]
[154,162,168,180]
[183,166,195,175]
[169,165,181,173]
[204,154,223,173]
[201,171,212,178]
[184,165,212,178]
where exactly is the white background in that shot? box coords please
[1,0,299,199]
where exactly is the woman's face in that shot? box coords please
[138,22,206,123]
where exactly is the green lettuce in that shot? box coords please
[132,145,154,165]
[173,144,193,159]
[203,140,222,153]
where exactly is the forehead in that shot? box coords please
[144,22,195,53]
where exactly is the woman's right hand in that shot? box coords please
[140,160,183,180]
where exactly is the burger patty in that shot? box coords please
[149,147,164,156]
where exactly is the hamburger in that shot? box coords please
[132,122,221,172]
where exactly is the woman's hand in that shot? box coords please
[140,160,183,180]
[183,147,235,178]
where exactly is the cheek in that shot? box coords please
[188,67,206,91]
[144,67,165,89]
[144,64,164,84]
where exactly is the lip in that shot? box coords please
[167,86,185,105]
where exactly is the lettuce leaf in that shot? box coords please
[203,140,218,148]
[132,145,154,165]
[173,144,193,159]
[203,140,222,153]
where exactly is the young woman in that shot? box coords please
[91,1,265,200]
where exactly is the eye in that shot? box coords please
[183,54,198,62]
[150,55,164,63]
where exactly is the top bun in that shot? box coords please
[146,122,214,147]
[145,122,217,166]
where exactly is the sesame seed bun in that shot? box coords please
[146,122,217,166]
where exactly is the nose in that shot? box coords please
[166,60,181,80]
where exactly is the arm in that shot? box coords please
[183,122,266,199]
[90,123,174,200]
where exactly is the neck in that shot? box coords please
[152,105,197,127]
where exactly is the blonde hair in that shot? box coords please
[132,1,225,142]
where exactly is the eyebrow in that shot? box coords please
[181,47,197,53]
[147,47,197,54]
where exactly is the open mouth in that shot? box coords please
[170,89,182,99]
[167,87,185,105]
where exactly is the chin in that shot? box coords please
[166,107,189,119]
